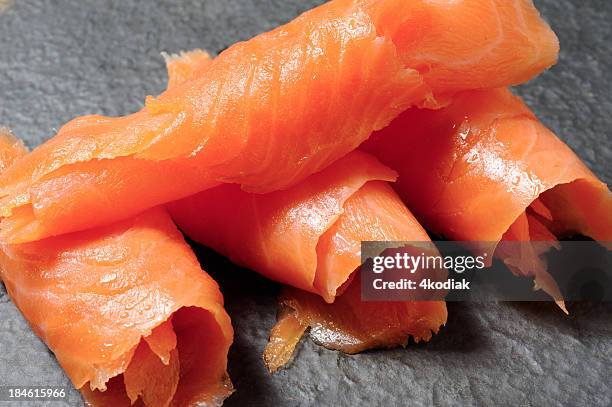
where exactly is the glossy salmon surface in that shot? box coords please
[169,151,447,370]
[0,131,233,407]
[362,88,611,311]
[0,0,559,243]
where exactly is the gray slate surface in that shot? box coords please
[0,1,611,406]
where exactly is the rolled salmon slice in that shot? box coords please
[0,131,233,406]
[0,0,559,243]
[168,151,447,371]
[170,152,399,300]
[362,88,612,312]
[263,183,447,372]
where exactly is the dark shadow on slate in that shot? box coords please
[426,303,490,354]
[190,243,285,406]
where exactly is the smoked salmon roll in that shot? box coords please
[362,88,612,312]
[0,0,559,243]
[168,151,447,371]
[0,131,233,406]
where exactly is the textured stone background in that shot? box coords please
[0,1,610,406]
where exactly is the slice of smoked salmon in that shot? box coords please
[264,182,448,372]
[0,132,233,407]
[1,210,234,406]
[362,88,612,312]
[169,151,394,301]
[264,273,447,373]
[0,0,559,243]
[168,151,447,371]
